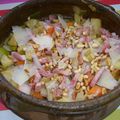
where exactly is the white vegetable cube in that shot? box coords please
[12,67,29,86]
[97,69,118,90]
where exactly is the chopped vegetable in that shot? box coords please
[33,35,54,50]
[76,91,86,101]
[2,67,18,88]
[7,34,17,47]
[97,69,118,90]
[11,52,25,61]
[0,55,13,68]
[32,91,44,99]
[12,26,32,46]
[25,45,35,60]
[88,85,102,97]
[32,54,41,69]
[91,18,101,34]
[0,47,9,57]
[25,19,44,35]
[12,67,29,86]
[83,48,95,62]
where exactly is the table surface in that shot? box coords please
[0,0,120,120]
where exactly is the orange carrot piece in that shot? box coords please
[47,26,54,36]
[67,21,74,26]
[88,85,102,97]
[32,92,44,99]
[16,60,25,65]
[28,76,35,83]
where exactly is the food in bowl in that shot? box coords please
[0,6,120,102]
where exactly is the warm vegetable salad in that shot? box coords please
[0,7,120,102]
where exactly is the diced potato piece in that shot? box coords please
[0,55,13,68]
[17,45,25,54]
[0,47,9,56]
[8,34,17,47]
[91,18,101,34]
[84,48,95,62]
[25,19,44,35]
[10,46,17,51]
[114,60,120,69]
[96,38,104,45]
[1,68,18,88]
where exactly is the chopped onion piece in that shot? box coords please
[97,69,118,90]
[32,54,41,69]
[109,38,120,47]
[33,35,54,50]
[109,46,120,68]
[12,67,29,86]
[24,63,37,77]
[12,26,32,46]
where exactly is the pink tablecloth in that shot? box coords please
[0,0,120,119]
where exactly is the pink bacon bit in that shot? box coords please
[78,52,83,65]
[39,68,53,78]
[11,52,25,61]
[34,70,41,83]
[39,57,49,64]
[102,40,110,53]
[69,73,80,89]
[90,67,105,87]
[53,68,72,76]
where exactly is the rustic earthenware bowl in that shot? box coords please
[0,0,120,120]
